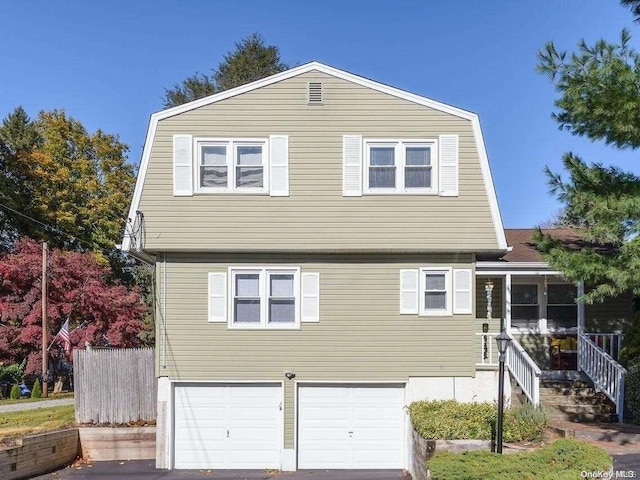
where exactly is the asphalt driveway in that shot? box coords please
[32,461,412,480]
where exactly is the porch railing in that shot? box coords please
[578,333,627,423]
[475,332,498,366]
[506,333,541,407]
[584,333,624,361]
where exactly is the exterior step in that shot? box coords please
[537,378,616,423]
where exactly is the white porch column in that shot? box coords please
[505,274,512,332]
[577,281,585,373]
[577,281,585,334]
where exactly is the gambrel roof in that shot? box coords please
[122,61,507,252]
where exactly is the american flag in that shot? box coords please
[58,319,71,356]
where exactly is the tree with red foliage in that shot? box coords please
[0,238,148,375]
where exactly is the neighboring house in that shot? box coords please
[121,62,628,473]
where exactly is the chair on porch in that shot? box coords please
[549,335,578,370]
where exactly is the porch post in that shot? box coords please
[577,281,585,334]
[577,281,585,373]
[505,274,512,332]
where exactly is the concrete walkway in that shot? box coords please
[0,397,74,413]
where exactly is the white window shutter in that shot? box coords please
[173,135,193,196]
[439,134,458,197]
[269,135,289,196]
[208,272,227,323]
[343,135,362,196]
[453,268,472,314]
[301,273,320,322]
[400,269,419,314]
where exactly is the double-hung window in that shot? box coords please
[420,268,452,315]
[546,284,577,330]
[230,268,300,329]
[366,140,435,194]
[511,284,539,331]
[197,139,267,193]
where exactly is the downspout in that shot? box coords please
[162,252,167,369]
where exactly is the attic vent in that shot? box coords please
[308,82,323,104]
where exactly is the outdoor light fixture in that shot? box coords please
[284,371,296,380]
[495,329,512,454]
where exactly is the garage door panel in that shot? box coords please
[174,384,281,469]
[298,385,405,469]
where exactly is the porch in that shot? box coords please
[472,269,631,422]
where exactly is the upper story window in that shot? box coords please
[197,139,267,193]
[365,140,436,194]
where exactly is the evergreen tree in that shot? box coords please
[163,33,288,108]
[535,2,640,303]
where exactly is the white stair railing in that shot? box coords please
[578,333,627,423]
[505,333,541,406]
[584,333,624,360]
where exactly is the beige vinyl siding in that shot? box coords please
[138,71,499,251]
[155,252,476,447]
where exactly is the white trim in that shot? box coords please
[478,270,563,276]
[471,119,507,249]
[122,61,506,251]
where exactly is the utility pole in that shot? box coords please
[42,242,48,398]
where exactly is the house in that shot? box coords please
[121,62,628,473]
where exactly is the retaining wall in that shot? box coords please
[411,429,492,480]
[0,429,79,480]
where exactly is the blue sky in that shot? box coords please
[1,1,638,228]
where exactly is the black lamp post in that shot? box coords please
[495,329,512,454]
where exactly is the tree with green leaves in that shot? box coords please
[535,3,640,304]
[163,33,288,108]
[0,108,136,255]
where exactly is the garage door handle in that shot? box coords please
[348,431,353,437]
[226,430,229,438]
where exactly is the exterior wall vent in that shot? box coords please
[308,82,323,104]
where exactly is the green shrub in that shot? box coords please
[409,400,495,440]
[31,379,42,399]
[428,439,611,480]
[504,402,547,442]
[625,357,640,423]
[0,360,25,384]
[9,384,20,400]
[409,400,546,442]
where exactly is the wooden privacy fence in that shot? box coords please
[74,348,156,424]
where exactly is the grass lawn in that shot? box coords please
[0,404,75,442]
[428,439,611,480]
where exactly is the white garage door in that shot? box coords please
[298,385,405,469]
[174,384,281,469]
